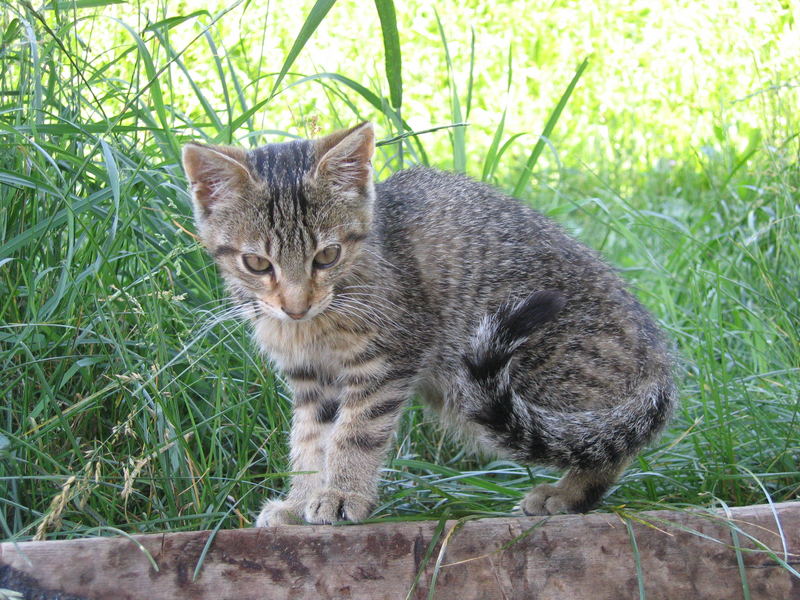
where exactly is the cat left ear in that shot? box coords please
[313,122,375,191]
[182,143,253,220]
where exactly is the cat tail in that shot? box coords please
[461,290,674,469]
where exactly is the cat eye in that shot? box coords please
[242,254,273,274]
[313,244,341,269]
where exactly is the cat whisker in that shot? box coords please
[335,289,407,313]
[333,297,406,324]
[323,299,379,331]
[335,288,408,315]
[328,297,403,332]
[194,302,257,333]
[321,307,368,332]
[359,247,402,273]
[327,298,384,325]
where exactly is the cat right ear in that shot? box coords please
[182,143,253,220]
[313,122,375,192]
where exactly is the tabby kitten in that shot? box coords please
[182,122,675,525]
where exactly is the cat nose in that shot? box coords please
[279,284,311,319]
[282,306,309,320]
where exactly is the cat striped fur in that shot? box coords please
[182,122,676,524]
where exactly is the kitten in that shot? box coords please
[182,122,676,525]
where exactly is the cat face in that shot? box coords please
[183,123,375,322]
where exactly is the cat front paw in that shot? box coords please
[304,488,374,524]
[255,499,304,527]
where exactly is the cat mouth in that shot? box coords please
[247,294,335,324]
[282,310,313,322]
[253,299,326,323]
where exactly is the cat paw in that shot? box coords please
[254,499,304,527]
[304,488,373,524]
[520,484,574,516]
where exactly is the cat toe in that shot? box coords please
[521,484,573,516]
[255,499,304,527]
[304,489,373,524]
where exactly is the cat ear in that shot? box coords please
[313,122,375,191]
[182,143,253,219]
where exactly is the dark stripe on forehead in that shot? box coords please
[342,231,368,244]
[249,140,319,251]
[213,245,237,257]
[249,139,320,257]
[291,142,311,217]
[252,140,313,195]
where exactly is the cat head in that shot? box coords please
[182,122,375,322]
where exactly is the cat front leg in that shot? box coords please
[303,367,413,524]
[255,374,339,526]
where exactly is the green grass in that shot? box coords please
[0,0,798,561]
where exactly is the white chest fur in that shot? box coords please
[251,315,371,374]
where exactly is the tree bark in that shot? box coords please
[1,502,798,599]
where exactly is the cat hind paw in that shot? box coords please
[520,483,574,516]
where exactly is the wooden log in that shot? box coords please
[1,502,798,599]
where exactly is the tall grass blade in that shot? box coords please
[482,44,513,182]
[270,0,337,98]
[201,29,232,137]
[624,517,647,600]
[433,8,466,172]
[288,72,428,163]
[374,0,403,165]
[465,27,475,120]
[374,0,402,112]
[404,513,448,600]
[148,26,223,135]
[112,18,178,160]
[99,138,120,242]
[720,501,752,600]
[512,57,589,196]
[144,10,210,33]
[51,1,126,7]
